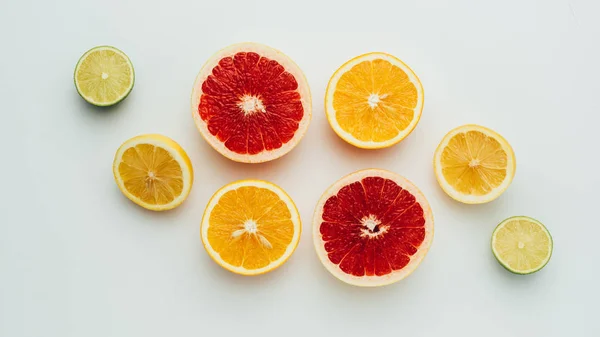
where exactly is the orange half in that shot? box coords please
[325,52,424,149]
[201,180,301,275]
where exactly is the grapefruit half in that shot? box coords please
[313,169,434,287]
[191,43,312,163]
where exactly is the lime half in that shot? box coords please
[491,216,553,274]
[74,46,134,106]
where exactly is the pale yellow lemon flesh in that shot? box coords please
[113,134,193,211]
[434,125,515,204]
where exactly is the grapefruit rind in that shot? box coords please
[433,124,516,204]
[191,42,312,163]
[201,180,302,276]
[325,52,424,149]
[312,169,434,287]
[491,216,553,275]
[112,134,194,211]
[74,45,135,107]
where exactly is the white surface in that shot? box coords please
[1,0,598,336]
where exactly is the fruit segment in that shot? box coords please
[434,124,516,204]
[492,216,553,274]
[119,144,184,205]
[325,53,424,149]
[433,125,516,204]
[74,46,134,106]
[313,169,433,287]
[201,180,301,275]
[199,53,303,155]
[113,134,193,211]
[192,43,311,163]
[440,130,508,195]
[208,186,294,270]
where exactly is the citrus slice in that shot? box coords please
[492,216,553,274]
[325,52,424,149]
[201,180,301,275]
[433,124,516,204]
[113,134,193,211]
[74,46,135,106]
[191,42,312,163]
[313,169,433,287]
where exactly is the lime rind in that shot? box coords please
[491,216,553,275]
[74,45,135,107]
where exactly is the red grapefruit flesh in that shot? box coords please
[313,169,434,287]
[191,43,312,163]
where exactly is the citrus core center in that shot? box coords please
[243,219,258,234]
[360,215,388,238]
[230,219,273,249]
[367,93,388,108]
[469,159,480,168]
[363,217,380,231]
[101,72,109,80]
[518,241,525,249]
[367,94,380,108]
[238,95,266,116]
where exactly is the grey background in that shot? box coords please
[1,0,598,336]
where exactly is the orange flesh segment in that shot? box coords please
[333,59,418,142]
[440,130,508,195]
[118,144,183,205]
[207,186,295,270]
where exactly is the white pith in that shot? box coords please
[191,42,312,163]
[238,95,266,116]
[112,135,193,211]
[231,219,273,249]
[433,124,516,204]
[362,214,381,231]
[312,169,434,287]
[243,219,258,234]
[201,180,301,275]
[325,52,424,149]
[367,94,380,108]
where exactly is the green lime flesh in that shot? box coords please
[491,216,553,275]
[74,46,135,107]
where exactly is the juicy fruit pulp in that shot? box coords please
[321,178,425,275]
[200,52,303,155]
[334,60,417,142]
[314,170,433,286]
[492,216,552,274]
[441,131,507,195]
[192,43,311,163]
[113,135,193,211]
[119,145,183,204]
[207,186,294,269]
[74,46,134,106]
[326,53,423,148]
[202,181,301,275]
[435,125,515,204]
